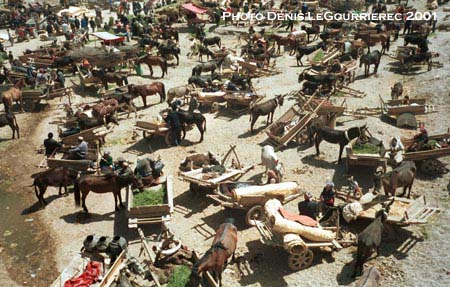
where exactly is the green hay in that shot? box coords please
[167,265,191,287]
[353,143,380,154]
[133,185,165,206]
[312,50,324,62]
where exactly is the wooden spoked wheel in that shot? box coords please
[287,249,314,271]
[245,205,263,226]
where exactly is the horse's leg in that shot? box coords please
[315,135,322,155]
[81,191,89,213]
[58,185,62,196]
[338,144,344,163]
[195,121,204,142]
[250,115,259,133]
[118,188,125,208]
[114,189,120,211]
[407,178,414,199]
[148,64,153,77]
[142,95,147,107]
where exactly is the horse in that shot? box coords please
[90,69,128,90]
[31,167,79,207]
[404,34,428,47]
[359,50,382,77]
[177,110,207,142]
[2,78,25,112]
[105,92,137,118]
[230,73,252,90]
[269,34,297,55]
[301,25,320,43]
[187,222,238,287]
[401,52,434,73]
[313,124,368,163]
[355,32,390,54]
[200,36,221,48]
[298,70,340,90]
[198,45,215,62]
[373,161,416,198]
[136,55,168,78]
[188,73,221,88]
[295,42,327,66]
[167,84,196,105]
[75,109,119,130]
[92,98,119,119]
[73,173,143,213]
[128,82,166,107]
[192,58,224,76]
[391,82,403,100]
[0,111,20,139]
[158,44,180,65]
[249,95,284,133]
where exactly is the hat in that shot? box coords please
[104,150,110,155]
[122,162,129,167]
[305,192,313,198]
[212,79,221,85]
[78,136,84,141]
[325,179,334,187]
[117,157,125,162]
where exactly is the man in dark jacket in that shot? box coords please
[163,111,182,146]
[44,132,62,157]
[74,16,80,30]
[298,192,319,220]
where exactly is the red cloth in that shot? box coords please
[279,207,318,227]
[64,261,102,287]
[182,3,208,14]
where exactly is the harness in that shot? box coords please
[344,130,351,142]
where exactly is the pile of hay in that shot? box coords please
[133,185,166,206]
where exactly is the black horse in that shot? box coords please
[200,36,221,48]
[192,58,224,76]
[359,50,382,77]
[230,73,252,90]
[158,44,181,65]
[52,56,74,68]
[178,110,207,142]
[188,73,221,88]
[313,124,368,163]
[295,42,327,66]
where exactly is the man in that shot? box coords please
[56,69,65,87]
[114,157,133,177]
[188,94,199,112]
[135,157,152,177]
[100,150,113,173]
[409,124,428,151]
[61,20,69,34]
[74,16,80,31]
[163,110,182,146]
[43,132,62,158]
[69,136,88,160]
[298,192,319,220]
[389,136,404,164]
[81,14,88,30]
[89,18,96,32]
[320,180,335,208]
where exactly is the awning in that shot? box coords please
[91,32,122,41]
[57,6,90,17]
[182,3,208,14]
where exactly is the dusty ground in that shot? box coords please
[1,1,450,287]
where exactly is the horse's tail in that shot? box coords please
[203,115,207,132]
[218,37,222,48]
[386,34,391,52]
[161,83,166,102]
[163,59,168,75]
[73,179,80,206]
[192,67,196,76]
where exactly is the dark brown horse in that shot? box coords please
[313,124,368,163]
[91,70,128,90]
[32,167,79,207]
[373,161,416,198]
[136,55,168,78]
[74,173,142,213]
[128,82,166,107]
[269,34,297,55]
[187,222,238,287]
[92,98,119,119]
[249,95,284,133]
[355,32,390,54]
[0,111,20,139]
[2,78,25,112]
[359,50,382,77]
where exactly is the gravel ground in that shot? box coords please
[1,1,450,286]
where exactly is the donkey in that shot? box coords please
[0,111,20,139]
[2,78,25,112]
[373,161,416,198]
[31,167,79,207]
[249,95,284,133]
[179,152,220,172]
[178,110,207,142]
[359,50,382,77]
[391,82,403,100]
[314,124,368,163]
[187,222,238,287]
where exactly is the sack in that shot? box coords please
[152,160,165,178]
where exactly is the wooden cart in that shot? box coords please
[134,119,193,146]
[223,92,264,113]
[46,148,99,172]
[50,250,127,287]
[179,145,255,192]
[59,126,111,147]
[22,87,49,111]
[345,138,388,172]
[127,175,174,228]
[308,48,340,66]
[357,194,440,225]
[380,97,435,128]
[195,90,226,107]
[265,96,333,148]
[207,181,302,226]
[392,46,439,73]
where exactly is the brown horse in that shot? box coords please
[128,82,166,107]
[136,55,168,78]
[2,78,25,112]
[31,167,79,207]
[0,111,20,139]
[74,173,143,213]
[91,70,128,90]
[373,161,416,198]
[355,32,390,54]
[269,34,297,55]
[188,222,238,287]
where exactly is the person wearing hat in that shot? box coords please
[44,132,63,158]
[114,157,133,177]
[298,192,319,220]
[162,110,182,146]
[409,123,429,152]
[347,176,362,198]
[69,136,88,160]
[320,180,335,208]
[100,150,114,173]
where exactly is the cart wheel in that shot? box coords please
[420,159,447,176]
[288,249,314,271]
[295,130,309,145]
[245,205,263,226]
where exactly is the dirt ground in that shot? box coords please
[1,1,450,287]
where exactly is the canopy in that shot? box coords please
[57,6,90,17]
[182,3,208,14]
[91,32,123,41]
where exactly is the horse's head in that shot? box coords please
[276,94,285,106]
[358,124,369,141]
[187,265,202,287]
[208,151,220,166]
[131,175,144,192]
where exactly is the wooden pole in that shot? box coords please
[137,228,162,287]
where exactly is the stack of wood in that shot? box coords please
[232,182,300,205]
[264,199,335,254]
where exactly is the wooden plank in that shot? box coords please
[98,250,126,287]
[137,229,162,287]
[209,169,243,184]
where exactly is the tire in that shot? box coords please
[287,249,314,271]
[245,205,263,226]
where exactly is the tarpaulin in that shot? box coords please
[64,261,102,287]
[91,32,122,41]
[182,3,208,14]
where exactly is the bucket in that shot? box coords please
[135,64,143,76]
[83,235,99,252]
[109,235,128,256]
[96,236,112,253]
